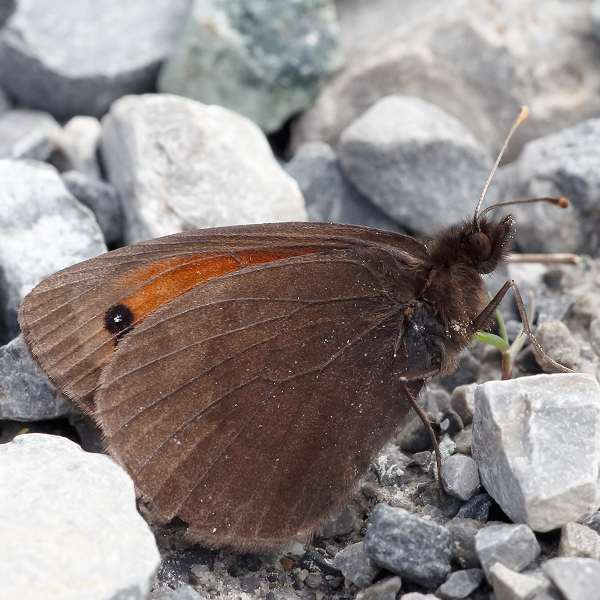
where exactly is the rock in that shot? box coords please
[474,523,541,583]
[559,522,600,558]
[158,0,343,134]
[502,118,600,256]
[169,586,205,600]
[332,542,380,589]
[61,170,124,244]
[472,373,600,532]
[0,433,160,599]
[371,444,411,487]
[455,493,494,523]
[543,557,600,600]
[0,0,14,28]
[435,568,484,600]
[0,0,189,118]
[52,116,102,179]
[533,320,582,372]
[355,576,402,600]
[450,384,478,426]
[293,0,600,162]
[453,429,472,456]
[0,159,106,339]
[0,109,61,160]
[489,562,543,600]
[438,408,464,436]
[446,518,486,569]
[363,503,452,588]
[285,141,402,231]
[338,95,498,234]
[0,335,72,421]
[100,94,307,244]
[440,454,480,501]
[321,506,357,538]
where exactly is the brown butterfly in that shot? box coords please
[18,107,570,552]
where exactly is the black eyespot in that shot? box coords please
[104,303,134,342]
[469,232,492,263]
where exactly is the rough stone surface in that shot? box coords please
[440,453,480,502]
[332,542,380,589]
[543,557,600,600]
[61,170,124,244]
[455,493,493,523]
[534,320,583,373]
[446,518,486,569]
[450,384,478,426]
[0,334,72,421]
[0,109,61,160]
[285,141,402,231]
[100,94,307,244]
[0,0,189,118]
[363,503,452,588]
[355,576,402,600]
[0,433,160,599]
[435,568,484,600]
[501,118,600,256]
[371,443,411,487]
[293,0,600,163]
[52,116,102,179]
[475,524,541,583]
[158,0,343,134]
[559,522,600,558]
[0,159,106,339]
[472,373,600,532]
[489,562,543,600]
[0,0,14,28]
[338,95,498,234]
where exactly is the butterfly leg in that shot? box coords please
[473,279,574,374]
[399,377,446,502]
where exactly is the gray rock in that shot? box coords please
[450,384,478,426]
[0,159,106,339]
[355,576,402,600]
[293,0,600,163]
[440,454,480,502]
[338,95,498,235]
[371,443,411,487]
[363,503,452,587]
[100,94,307,244]
[533,320,582,373]
[332,542,380,589]
[559,522,600,559]
[285,141,402,231]
[472,373,600,532]
[592,318,600,358]
[503,118,600,256]
[52,116,102,179]
[62,170,124,244]
[400,594,438,600]
[0,86,11,114]
[0,433,160,598]
[0,0,14,28]
[158,0,343,134]
[0,109,61,160]
[169,586,205,600]
[446,518,486,569]
[475,523,541,583]
[543,557,600,600]
[321,506,357,538]
[435,568,484,600]
[0,334,72,420]
[455,494,493,523]
[0,0,189,118]
[453,429,472,456]
[489,562,543,600]
[438,408,464,436]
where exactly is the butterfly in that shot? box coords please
[17,106,570,551]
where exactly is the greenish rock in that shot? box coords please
[158,0,343,133]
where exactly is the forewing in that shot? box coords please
[95,248,425,551]
[18,222,427,414]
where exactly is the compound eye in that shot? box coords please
[469,231,492,262]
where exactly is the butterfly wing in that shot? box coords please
[95,247,427,550]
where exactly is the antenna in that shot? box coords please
[473,106,529,221]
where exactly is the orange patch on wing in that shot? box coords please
[115,246,325,326]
